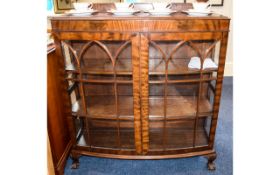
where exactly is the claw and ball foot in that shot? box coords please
[71,159,79,169]
[208,161,216,170]
[206,152,217,170]
[70,152,80,169]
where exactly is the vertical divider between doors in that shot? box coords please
[140,33,150,154]
[132,34,142,154]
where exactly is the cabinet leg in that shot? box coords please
[205,152,217,170]
[70,151,80,169]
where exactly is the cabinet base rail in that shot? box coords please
[70,149,217,170]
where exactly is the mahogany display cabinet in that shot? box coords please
[49,8,230,171]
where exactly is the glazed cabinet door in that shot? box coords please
[141,32,228,154]
[55,33,143,155]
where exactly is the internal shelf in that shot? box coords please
[77,128,135,150]
[77,128,208,150]
[149,96,212,120]
[149,127,208,150]
[65,68,217,76]
[74,95,212,120]
[65,58,217,76]
[65,58,132,75]
[149,58,218,75]
[74,96,134,120]
[76,120,208,150]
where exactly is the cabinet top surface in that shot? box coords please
[49,13,230,21]
[50,13,230,32]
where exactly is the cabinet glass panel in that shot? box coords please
[149,120,196,150]
[74,117,85,147]
[75,117,135,149]
[194,117,210,147]
[194,80,217,147]
[148,39,218,149]
[61,39,135,150]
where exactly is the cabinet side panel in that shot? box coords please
[208,32,229,148]
[47,46,72,174]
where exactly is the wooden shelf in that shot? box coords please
[65,57,217,76]
[149,77,217,84]
[149,96,212,120]
[149,127,208,150]
[149,58,217,75]
[76,125,208,150]
[74,96,134,120]
[77,126,208,150]
[66,68,216,76]
[77,128,135,150]
[65,58,132,75]
[74,95,212,120]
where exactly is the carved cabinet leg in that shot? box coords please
[205,152,217,170]
[70,151,80,169]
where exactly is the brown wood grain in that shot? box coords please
[51,19,229,33]
[131,35,142,154]
[208,32,229,148]
[140,34,150,154]
[47,133,55,175]
[49,8,230,168]
[73,147,215,159]
[47,46,72,175]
